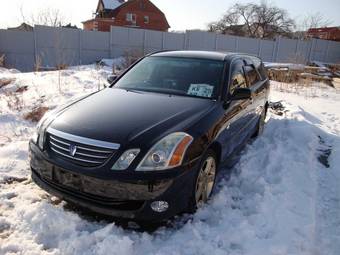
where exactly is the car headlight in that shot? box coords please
[31,112,47,144]
[37,116,53,149]
[31,125,40,144]
[31,113,52,149]
[111,149,140,170]
[136,132,193,171]
[31,107,60,149]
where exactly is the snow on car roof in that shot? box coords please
[102,0,124,10]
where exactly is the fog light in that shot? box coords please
[150,201,169,212]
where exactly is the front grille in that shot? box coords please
[47,128,119,167]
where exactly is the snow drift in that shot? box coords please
[0,66,339,255]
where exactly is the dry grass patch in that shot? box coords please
[56,64,68,70]
[6,92,24,111]
[24,106,49,122]
[118,49,144,72]
[15,86,28,93]
[0,78,15,88]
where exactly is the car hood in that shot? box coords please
[49,88,216,148]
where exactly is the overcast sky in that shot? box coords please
[0,0,339,31]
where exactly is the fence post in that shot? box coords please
[184,31,188,50]
[109,26,113,58]
[143,29,146,55]
[272,37,280,62]
[33,26,37,69]
[308,39,316,62]
[294,39,299,63]
[78,29,82,65]
[162,32,165,50]
[214,34,218,51]
[257,39,262,57]
[235,36,239,51]
[324,40,331,62]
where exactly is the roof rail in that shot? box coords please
[145,49,176,57]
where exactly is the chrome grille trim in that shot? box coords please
[74,145,112,154]
[50,147,103,164]
[47,127,120,150]
[50,135,70,146]
[50,135,112,154]
[49,141,69,152]
[46,127,120,167]
[75,151,108,159]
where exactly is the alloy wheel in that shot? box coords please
[195,156,216,208]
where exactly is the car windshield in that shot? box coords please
[114,56,224,99]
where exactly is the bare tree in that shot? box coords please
[208,11,242,35]
[295,12,333,39]
[208,1,295,39]
[301,12,332,30]
[20,6,67,27]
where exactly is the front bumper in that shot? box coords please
[29,141,199,222]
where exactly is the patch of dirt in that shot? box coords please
[24,106,49,122]
[2,192,17,200]
[0,135,12,147]
[317,136,332,168]
[15,86,28,93]
[47,196,63,205]
[269,101,289,116]
[5,92,24,111]
[0,78,15,88]
[0,224,12,240]
[1,176,28,185]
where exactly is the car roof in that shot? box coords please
[150,50,260,62]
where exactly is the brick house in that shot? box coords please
[8,23,33,32]
[82,0,170,32]
[307,27,340,42]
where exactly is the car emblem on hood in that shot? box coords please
[69,144,77,157]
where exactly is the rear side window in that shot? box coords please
[249,56,267,81]
[258,63,268,80]
[229,60,247,94]
[244,65,261,86]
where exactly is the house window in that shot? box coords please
[126,13,136,24]
[140,1,145,10]
[144,16,149,24]
[93,21,98,31]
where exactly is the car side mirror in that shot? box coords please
[231,88,252,100]
[107,74,118,85]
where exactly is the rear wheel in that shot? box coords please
[254,106,267,137]
[188,150,217,211]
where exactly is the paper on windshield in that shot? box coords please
[187,84,214,98]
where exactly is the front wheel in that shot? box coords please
[188,150,217,212]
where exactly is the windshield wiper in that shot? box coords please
[116,87,214,100]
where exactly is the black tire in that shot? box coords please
[187,149,217,213]
[254,106,267,137]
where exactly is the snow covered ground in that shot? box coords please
[0,66,340,255]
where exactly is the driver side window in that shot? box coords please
[229,61,247,95]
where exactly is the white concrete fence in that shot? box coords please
[0,25,339,72]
